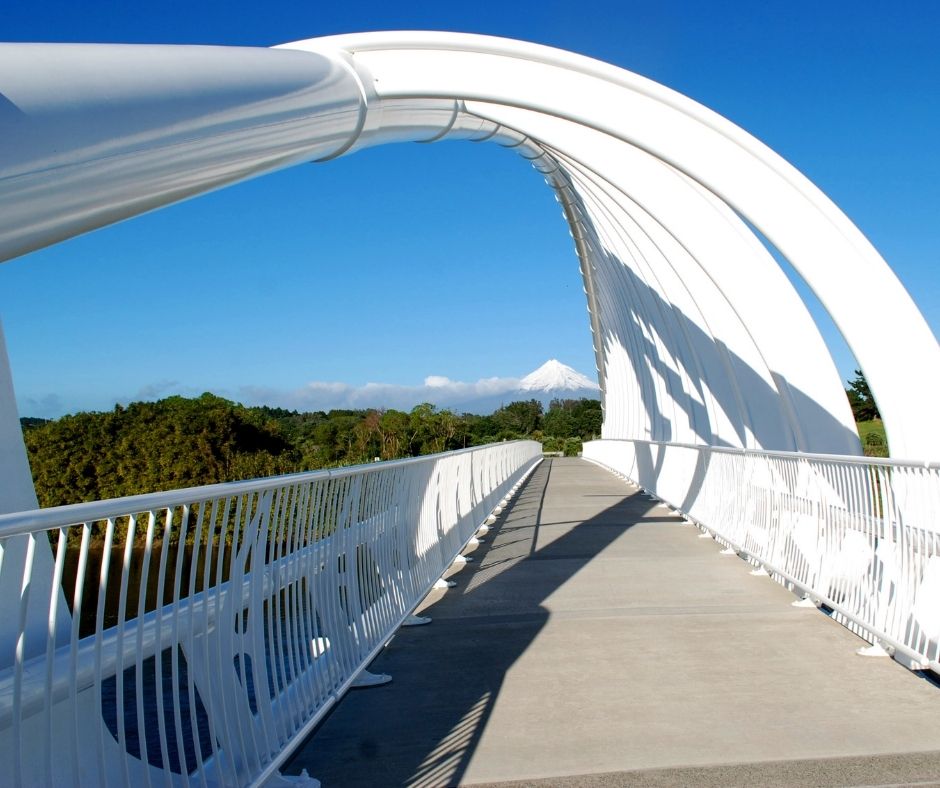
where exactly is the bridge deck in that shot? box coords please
[284,458,940,787]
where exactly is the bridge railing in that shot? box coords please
[583,439,940,674]
[0,440,542,787]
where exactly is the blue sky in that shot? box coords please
[2,1,938,417]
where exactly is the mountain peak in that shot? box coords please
[518,359,599,392]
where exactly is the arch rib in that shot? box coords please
[0,32,935,460]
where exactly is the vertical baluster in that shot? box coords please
[380,466,396,627]
[93,517,116,787]
[265,484,289,746]
[333,475,354,681]
[282,480,305,732]
[134,512,156,788]
[44,527,69,787]
[284,482,311,723]
[784,456,803,588]
[12,532,37,788]
[846,461,868,626]
[196,496,225,781]
[360,471,381,645]
[310,477,332,699]
[152,508,174,781]
[379,466,399,627]
[249,489,277,764]
[912,467,928,655]
[293,480,317,714]
[301,479,326,706]
[886,464,903,642]
[827,462,847,614]
[274,483,295,734]
[224,492,256,777]
[69,522,92,787]
[311,476,333,701]
[234,490,266,773]
[208,496,240,786]
[183,499,209,788]
[169,504,191,785]
[325,475,349,684]
[114,514,138,788]
[345,474,364,671]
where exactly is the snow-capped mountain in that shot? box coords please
[519,359,599,393]
[257,359,601,413]
[450,359,600,413]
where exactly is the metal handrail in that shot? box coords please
[0,442,530,538]
[583,438,940,676]
[616,437,940,470]
[0,440,543,786]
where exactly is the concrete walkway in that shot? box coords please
[284,458,940,787]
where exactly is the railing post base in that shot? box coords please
[791,595,820,608]
[857,642,891,658]
[749,566,769,576]
[402,615,432,627]
[353,669,392,688]
[434,578,457,589]
[269,768,321,787]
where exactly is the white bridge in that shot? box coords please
[0,32,938,786]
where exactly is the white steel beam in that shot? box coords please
[0,32,936,469]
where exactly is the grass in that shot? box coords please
[856,419,888,458]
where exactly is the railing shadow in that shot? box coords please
[282,458,682,786]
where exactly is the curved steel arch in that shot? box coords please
[0,32,937,486]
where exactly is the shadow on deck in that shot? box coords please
[283,458,940,787]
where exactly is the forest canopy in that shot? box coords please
[21,373,885,509]
[21,393,602,508]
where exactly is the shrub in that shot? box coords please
[563,438,582,457]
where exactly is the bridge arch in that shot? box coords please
[0,35,939,786]
[1,31,937,490]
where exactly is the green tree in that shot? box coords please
[22,393,605,523]
[846,369,880,422]
[378,409,410,459]
[408,403,439,454]
[23,393,298,509]
[353,410,384,462]
[493,400,543,436]
[543,407,576,438]
[543,398,602,439]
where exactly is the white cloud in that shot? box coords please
[18,362,598,419]
[237,373,523,413]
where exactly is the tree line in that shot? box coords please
[19,370,884,510]
[21,394,602,508]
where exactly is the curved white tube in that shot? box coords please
[0,32,936,465]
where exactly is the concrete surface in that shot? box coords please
[283,458,940,787]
